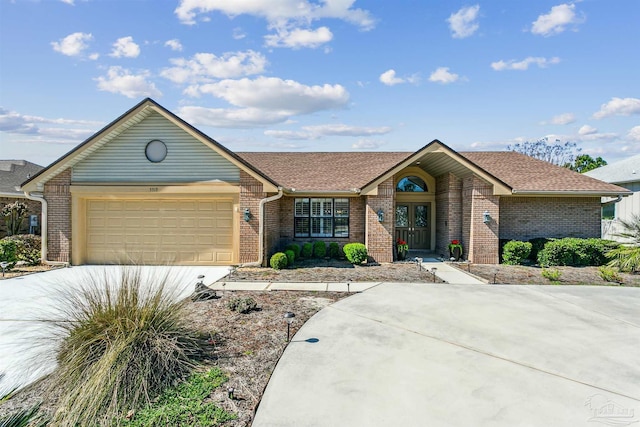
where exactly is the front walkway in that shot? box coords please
[253,283,640,426]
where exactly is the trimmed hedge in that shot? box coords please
[528,238,551,262]
[3,234,41,266]
[502,240,532,265]
[301,242,313,258]
[284,250,295,265]
[537,238,618,267]
[343,243,367,264]
[0,239,18,269]
[270,252,288,270]
[328,242,340,259]
[313,241,326,258]
[285,243,301,260]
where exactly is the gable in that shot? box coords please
[72,111,239,183]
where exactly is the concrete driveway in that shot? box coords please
[254,283,640,427]
[0,265,229,396]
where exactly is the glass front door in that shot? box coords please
[395,202,431,250]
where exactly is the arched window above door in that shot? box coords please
[396,176,427,192]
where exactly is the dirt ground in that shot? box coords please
[0,264,61,280]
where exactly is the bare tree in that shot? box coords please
[507,138,581,166]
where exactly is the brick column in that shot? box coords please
[365,178,394,263]
[44,169,72,263]
[239,171,265,264]
[463,176,499,264]
[435,173,462,257]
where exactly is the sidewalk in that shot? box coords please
[208,259,485,291]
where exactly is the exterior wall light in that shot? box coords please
[483,210,491,224]
[377,208,384,223]
[243,208,251,222]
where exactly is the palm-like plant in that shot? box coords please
[606,214,640,272]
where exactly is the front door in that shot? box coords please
[395,203,431,250]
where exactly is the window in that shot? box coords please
[396,176,427,192]
[294,198,349,237]
[602,203,615,220]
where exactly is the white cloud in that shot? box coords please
[110,36,141,58]
[491,56,560,71]
[447,5,480,39]
[578,125,597,135]
[531,3,583,37]
[628,126,640,142]
[352,139,385,149]
[265,26,333,49]
[266,123,391,140]
[51,32,93,57]
[232,27,246,40]
[164,39,183,51]
[178,106,290,128]
[60,0,74,4]
[0,107,100,140]
[264,129,312,140]
[546,112,576,125]
[88,53,100,60]
[379,69,419,86]
[187,76,349,115]
[161,50,267,83]
[428,67,460,84]
[174,0,376,30]
[593,97,640,119]
[95,66,162,98]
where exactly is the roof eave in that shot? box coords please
[510,190,633,197]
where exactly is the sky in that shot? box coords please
[0,0,639,168]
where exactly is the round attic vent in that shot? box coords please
[145,140,167,163]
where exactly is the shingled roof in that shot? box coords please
[237,149,629,195]
[460,151,629,194]
[236,152,412,191]
[0,160,44,195]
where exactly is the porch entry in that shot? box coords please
[395,203,431,250]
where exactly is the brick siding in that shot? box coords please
[500,196,601,241]
[365,178,394,263]
[44,169,72,262]
[239,171,265,264]
[465,176,499,264]
[0,197,42,237]
[435,173,462,257]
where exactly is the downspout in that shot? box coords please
[241,187,284,267]
[601,195,622,206]
[23,191,69,266]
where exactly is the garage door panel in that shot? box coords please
[85,197,235,265]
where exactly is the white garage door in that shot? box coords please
[85,198,235,265]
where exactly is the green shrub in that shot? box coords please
[48,268,202,426]
[606,246,640,273]
[328,242,340,259]
[541,268,562,282]
[0,239,18,269]
[502,240,532,265]
[1,201,28,236]
[301,242,313,258]
[343,243,368,264]
[313,241,327,258]
[3,234,41,266]
[598,266,623,283]
[227,297,258,314]
[528,238,550,261]
[285,243,301,260]
[270,252,288,270]
[537,238,616,267]
[284,249,295,265]
[125,368,236,426]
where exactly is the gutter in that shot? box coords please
[601,195,623,206]
[240,187,284,267]
[511,190,632,197]
[23,191,69,267]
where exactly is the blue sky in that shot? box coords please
[1,0,639,167]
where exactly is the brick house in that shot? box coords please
[21,99,630,266]
[1,160,44,237]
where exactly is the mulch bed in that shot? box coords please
[0,264,61,280]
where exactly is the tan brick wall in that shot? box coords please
[0,197,42,237]
[239,171,264,264]
[264,197,281,263]
[462,176,499,264]
[500,196,601,241]
[365,178,394,263]
[435,173,462,257]
[44,169,72,262]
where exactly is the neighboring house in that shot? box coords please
[21,99,630,266]
[0,160,44,237]
[585,154,640,242]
